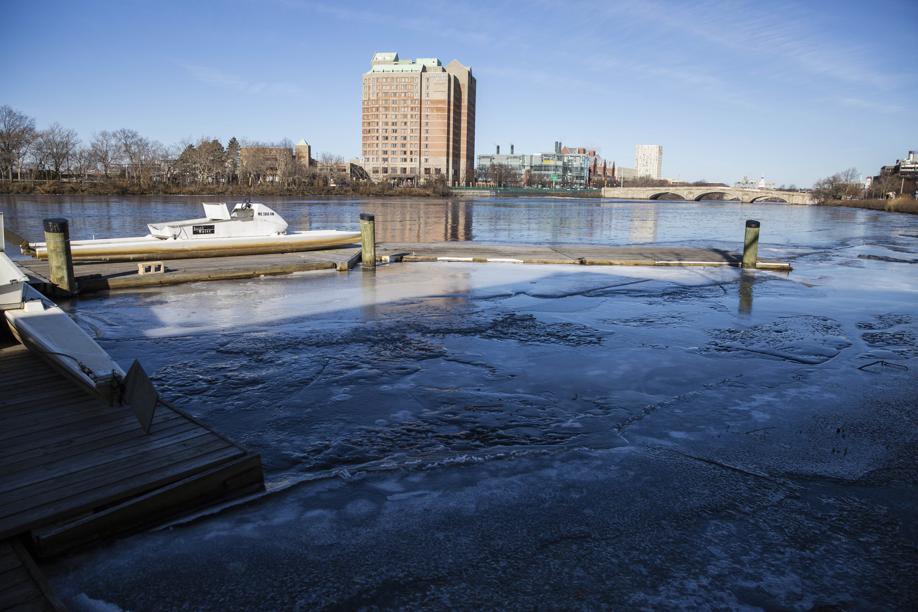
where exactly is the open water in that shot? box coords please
[1,196,916,610]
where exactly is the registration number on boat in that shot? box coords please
[192,225,215,235]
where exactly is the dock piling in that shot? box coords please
[742,220,760,269]
[43,218,77,295]
[360,213,376,269]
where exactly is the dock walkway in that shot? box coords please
[0,343,264,558]
[376,242,790,268]
[0,540,64,611]
[19,247,362,294]
[16,242,790,296]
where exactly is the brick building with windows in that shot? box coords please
[361,52,475,186]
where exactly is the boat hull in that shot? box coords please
[0,251,29,310]
[30,230,361,262]
[5,285,125,401]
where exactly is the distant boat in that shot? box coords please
[26,202,360,261]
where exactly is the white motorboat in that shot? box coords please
[27,202,360,261]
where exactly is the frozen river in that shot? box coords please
[2,196,917,609]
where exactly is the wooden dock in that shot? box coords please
[0,343,264,558]
[18,247,362,294]
[15,241,791,297]
[375,242,792,268]
[0,540,64,611]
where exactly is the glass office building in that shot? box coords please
[476,151,592,188]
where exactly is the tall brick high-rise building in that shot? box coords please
[361,52,475,186]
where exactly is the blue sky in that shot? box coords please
[2,0,916,186]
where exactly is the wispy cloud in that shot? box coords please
[839,97,903,114]
[581,55,761,110]
[180,63,304,96]
[476,66,602,94]
[598,0,899,89]
[278,0,508,50]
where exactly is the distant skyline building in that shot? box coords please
[734,176,776,190]
[477,142,594,188]
[361,52,476,186]
[295,139,313,171]
[635,144,663,179]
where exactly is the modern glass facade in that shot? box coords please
[476,152,592,188]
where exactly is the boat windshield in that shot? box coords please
[232,207,255,220]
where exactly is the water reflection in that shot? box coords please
[628,204,658,244]
[738,271,755,315]
[0,194,898,251]
[361,199,472,243]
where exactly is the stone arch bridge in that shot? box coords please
[601,186,814,204]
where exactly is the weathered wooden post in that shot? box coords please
[742,219,760,269]
[43,218,77,295]
[360,213,376,269]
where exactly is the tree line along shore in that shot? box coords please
[1,105,915,212]
[0,178,452,198]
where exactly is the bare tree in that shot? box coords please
[114,128,160,186]
[89,130,122,177]
[34,123,80,179]
[628,176,671,187]
[0,105,37,180]
[196,138,225,183]
[812,168,861,202]
[71,147,94,181]
[319,152,344,165]
[487,163,519,188]
[869,174,903,199]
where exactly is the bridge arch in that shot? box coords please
[649,192,686,201]
[750,195,788,203]
[693,191,740,202]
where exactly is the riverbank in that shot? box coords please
[815,196,918,214]
[0,179,451,198]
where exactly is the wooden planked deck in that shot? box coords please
[0,539,64,611]
[18,247,362,294]
[0,343,264,557]
[377,242,793,270]
[15,241,790,297]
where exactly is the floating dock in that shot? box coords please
[18,247,362,294]
[0,539,64,611]
[15,242,790,296]
[0,342,264,559]
[375,242,791,269]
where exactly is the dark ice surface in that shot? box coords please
[3,197,916,610]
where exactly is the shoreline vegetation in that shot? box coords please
[0,179,452,198]
[814,197,918,214]
[1,181,916,213]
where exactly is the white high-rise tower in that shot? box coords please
[635,144,663,179]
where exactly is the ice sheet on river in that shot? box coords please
[46,225,918,609]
